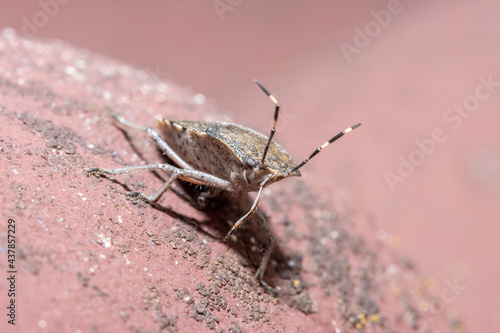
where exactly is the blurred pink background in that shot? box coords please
[2,1,499,331]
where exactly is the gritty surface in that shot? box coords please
[0,30,466,332]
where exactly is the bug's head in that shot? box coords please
[243,155,301,190]
[243,157,272,183]
[241,157,277,186]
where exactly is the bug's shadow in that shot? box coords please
[180,183,304,292]
[149,186,228,241]
[111,173,302,290]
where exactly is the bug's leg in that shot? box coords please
[87,163,232,203]
[196,188,221,208]
[128,171,180,203]
[87,163,170,177]
[111,115,148,131]
[254,210,277,296]
[223,190,277,295]
[87,164,178,203]
[112,115,193,170]
[225,182,267,239]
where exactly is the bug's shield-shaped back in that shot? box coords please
[158,120,301,189]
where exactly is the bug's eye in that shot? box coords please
[245,158,256,168]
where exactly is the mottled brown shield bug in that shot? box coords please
[87,80,361,294]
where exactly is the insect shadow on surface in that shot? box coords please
[87,79,361,295]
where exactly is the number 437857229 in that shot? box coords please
[7,219,16,270]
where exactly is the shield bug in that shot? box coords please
[87,80,361,293]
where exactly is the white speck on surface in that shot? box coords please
[96,233,111,248]
[65,65,77,76]
[2,27,16,39]
[194,93,205,104]
[330,230,339,239]
[387,264,399,275]
[158,82,168,93]
[75,59,87,69]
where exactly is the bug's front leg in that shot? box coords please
[127,171,180,203]
[224,181,278,295]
